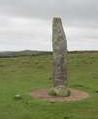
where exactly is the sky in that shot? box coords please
[0,0,98,51]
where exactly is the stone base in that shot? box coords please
[32,88,89,102]
[49,86,70,97]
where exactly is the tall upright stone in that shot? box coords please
[50,17,69,96]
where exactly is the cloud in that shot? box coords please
[0,16,52,51]
[0,0,98,51]
[67,26,98,51]
[0,0,98,25]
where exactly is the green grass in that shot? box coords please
[0,52,98,119]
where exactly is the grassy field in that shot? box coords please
[0,52,98,119]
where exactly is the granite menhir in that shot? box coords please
[50,17,69,96]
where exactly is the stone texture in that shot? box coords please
[52,17,67,87]
[50,17,69,96]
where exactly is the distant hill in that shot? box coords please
[69,50,98,54]
[0,50,52,58]
[0,50,98,58]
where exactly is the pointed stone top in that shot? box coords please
[53,17,61,20]
[53,17,62,23]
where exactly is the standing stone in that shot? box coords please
[49,17,69,96]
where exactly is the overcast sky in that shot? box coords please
[0,0,98,51]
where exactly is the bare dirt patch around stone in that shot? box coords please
[32,88,89,102]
